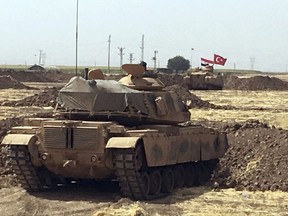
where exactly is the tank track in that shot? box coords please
[113,145,218,200]
[113,147,166,200]
[7,145,49,191]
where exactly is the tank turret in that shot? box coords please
[56,64,190,125]
[118,64,165,91]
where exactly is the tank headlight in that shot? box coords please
[41,153,48,160]
[91,155,98,162]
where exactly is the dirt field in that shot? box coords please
[1,186,288,216]
[190,90,288,129]
[0,70,288,215]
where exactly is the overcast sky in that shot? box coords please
[1,0,288,72]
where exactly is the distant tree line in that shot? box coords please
[167,56,190,73]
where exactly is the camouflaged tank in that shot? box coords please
[184,66,224,90]
[1,64,228,200]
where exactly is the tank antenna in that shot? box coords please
[75,0,79,76]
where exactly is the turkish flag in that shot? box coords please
[214,54,227,66]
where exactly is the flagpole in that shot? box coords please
[75,0,79,76]
[191,48,194,69]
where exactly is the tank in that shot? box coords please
[1,64,228,200]
[184,66,224,90]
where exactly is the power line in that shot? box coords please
[38,50,46,65]
[38,50,42,65]
[152,50,158,70]
[108,35,111,73]
[128,53,134,63]
[118,47,125,68]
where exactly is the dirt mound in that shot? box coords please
[1,88,58,107]
[202,119,288,192]
[163,83,235,109]
[0,117,22,143]
[158,72,288,91]
[0,117,23,188]
[158,73,184,86]
[0,69,74,83]
[0,75,34,89]
[223,75,288,90]
[2,80,216,109]
[163,85,216,108]
[0,69,52,82]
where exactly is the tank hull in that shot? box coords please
[184,73,224,90]
[2,117,228,200]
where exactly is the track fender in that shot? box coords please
[1,134,42,167]
[2,134,37,146]
[105,137,141,149]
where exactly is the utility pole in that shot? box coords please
[128,53,134,63]
[118,47,125,69]
[38,50,43,65]
[250,56,255,70]
[140,34,144,62]
[152,50,158,70]
[107,35,111,73]
[42,52,47,65]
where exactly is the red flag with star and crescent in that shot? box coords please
[214,54,227,66]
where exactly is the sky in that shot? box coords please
[1,0,288,72]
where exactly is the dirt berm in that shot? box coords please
[199,120,288,192]
[0,69,73,83]
[0,75,33,89]
[157,73,288,91]
[223,75,288,90]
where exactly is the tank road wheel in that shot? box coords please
[195,161,212,185]
[161,168,174,193]
[135,145,146,171]
[149,170,162,195]
[173,165,185,188]
[139,172,150,198]
[184,163,195,187]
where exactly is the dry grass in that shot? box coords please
[238,74,288,82]
[0,106,47,120]
[190,90,288,109]
[91,187,288,216]
[190,90,288,129]
[173,187,288,216]
[0,89,38,102]
[0,88,51,120]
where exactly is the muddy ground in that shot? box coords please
[0,70,288,215]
